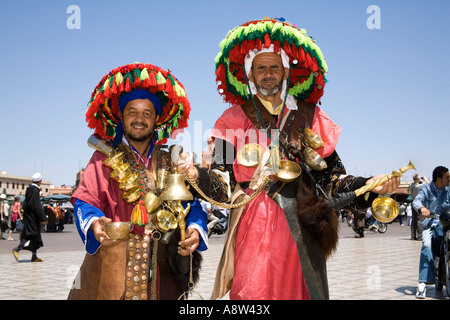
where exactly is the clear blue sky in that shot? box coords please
[0,0,449,186]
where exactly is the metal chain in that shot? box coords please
[184,174,271,209]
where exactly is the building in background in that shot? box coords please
[0,173,51,198]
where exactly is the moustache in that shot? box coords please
[261,77,277,83]
[130,122,148,128]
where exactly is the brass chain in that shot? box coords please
[184,174,272,210]
[150,231,161,300]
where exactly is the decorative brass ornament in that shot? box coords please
[155,210,178,232]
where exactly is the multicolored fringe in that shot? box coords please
[130,200,148,226]
[215,18,328,106]
[85,63,190,145]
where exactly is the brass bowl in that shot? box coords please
[275,160,302,183]
[156,210,178,232]
[303,128,324,149]
[110,163,132,182]
[104,221,133,240]
[121,187,142,203]
[237,143,263,167]
[119,172,140,191]
[372,196,399,223]
[303,147,327,171]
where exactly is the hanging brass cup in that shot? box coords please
[104,221,133,240]
[103,152,125,169]
[119,172,140,192]
[110,163,132,182]
[303,147,327,171]
[236,143,263,167]
[371,196,399,223]
[303,128,324,149]
[275,160,302,183]
[144,192,161,214]
[121,186,141,203]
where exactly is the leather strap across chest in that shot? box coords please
[240,98,316,151]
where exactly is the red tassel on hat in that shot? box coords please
[264,33,271,48]
[148,72,157,87]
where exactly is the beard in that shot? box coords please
[124,121,153,142]
[256,77,282,96]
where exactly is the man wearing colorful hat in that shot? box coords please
[179,18,400,299]
[68,63,207,300]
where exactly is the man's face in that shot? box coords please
[121,98,159,143]
[249,52,288,97]
[439,171,450,187]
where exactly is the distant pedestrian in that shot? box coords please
[352,208,367,238]
[9,196,23,240]
[0,194,8,240]
[12,173,48,262]
[409,174,424,240]
[406,204,412,226]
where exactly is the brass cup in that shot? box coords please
[303,147,327,171]
[110,163,132,182]
[121,186,141,203]
[236,143,263,167]
[372,196,399,223]
[303,128,324,149]
[156,169,169,190]
[156,210,178,232]
[275,160,302,183]
[119,172,140,192]
[103,152,125,169]
[104,221,133,240]
[144,192,161,214]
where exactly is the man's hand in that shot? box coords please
[420,206,431,218]
[177,152,199,181]
[367,174,401,195]
[90,216,121,247]
[178,227,200,256]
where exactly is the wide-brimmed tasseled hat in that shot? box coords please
[215,17,328,106]
[85,62,190,145]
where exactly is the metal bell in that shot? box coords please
[159,173,193,201]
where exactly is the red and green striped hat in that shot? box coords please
[85,62,190,145]
[215,18,328,105]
